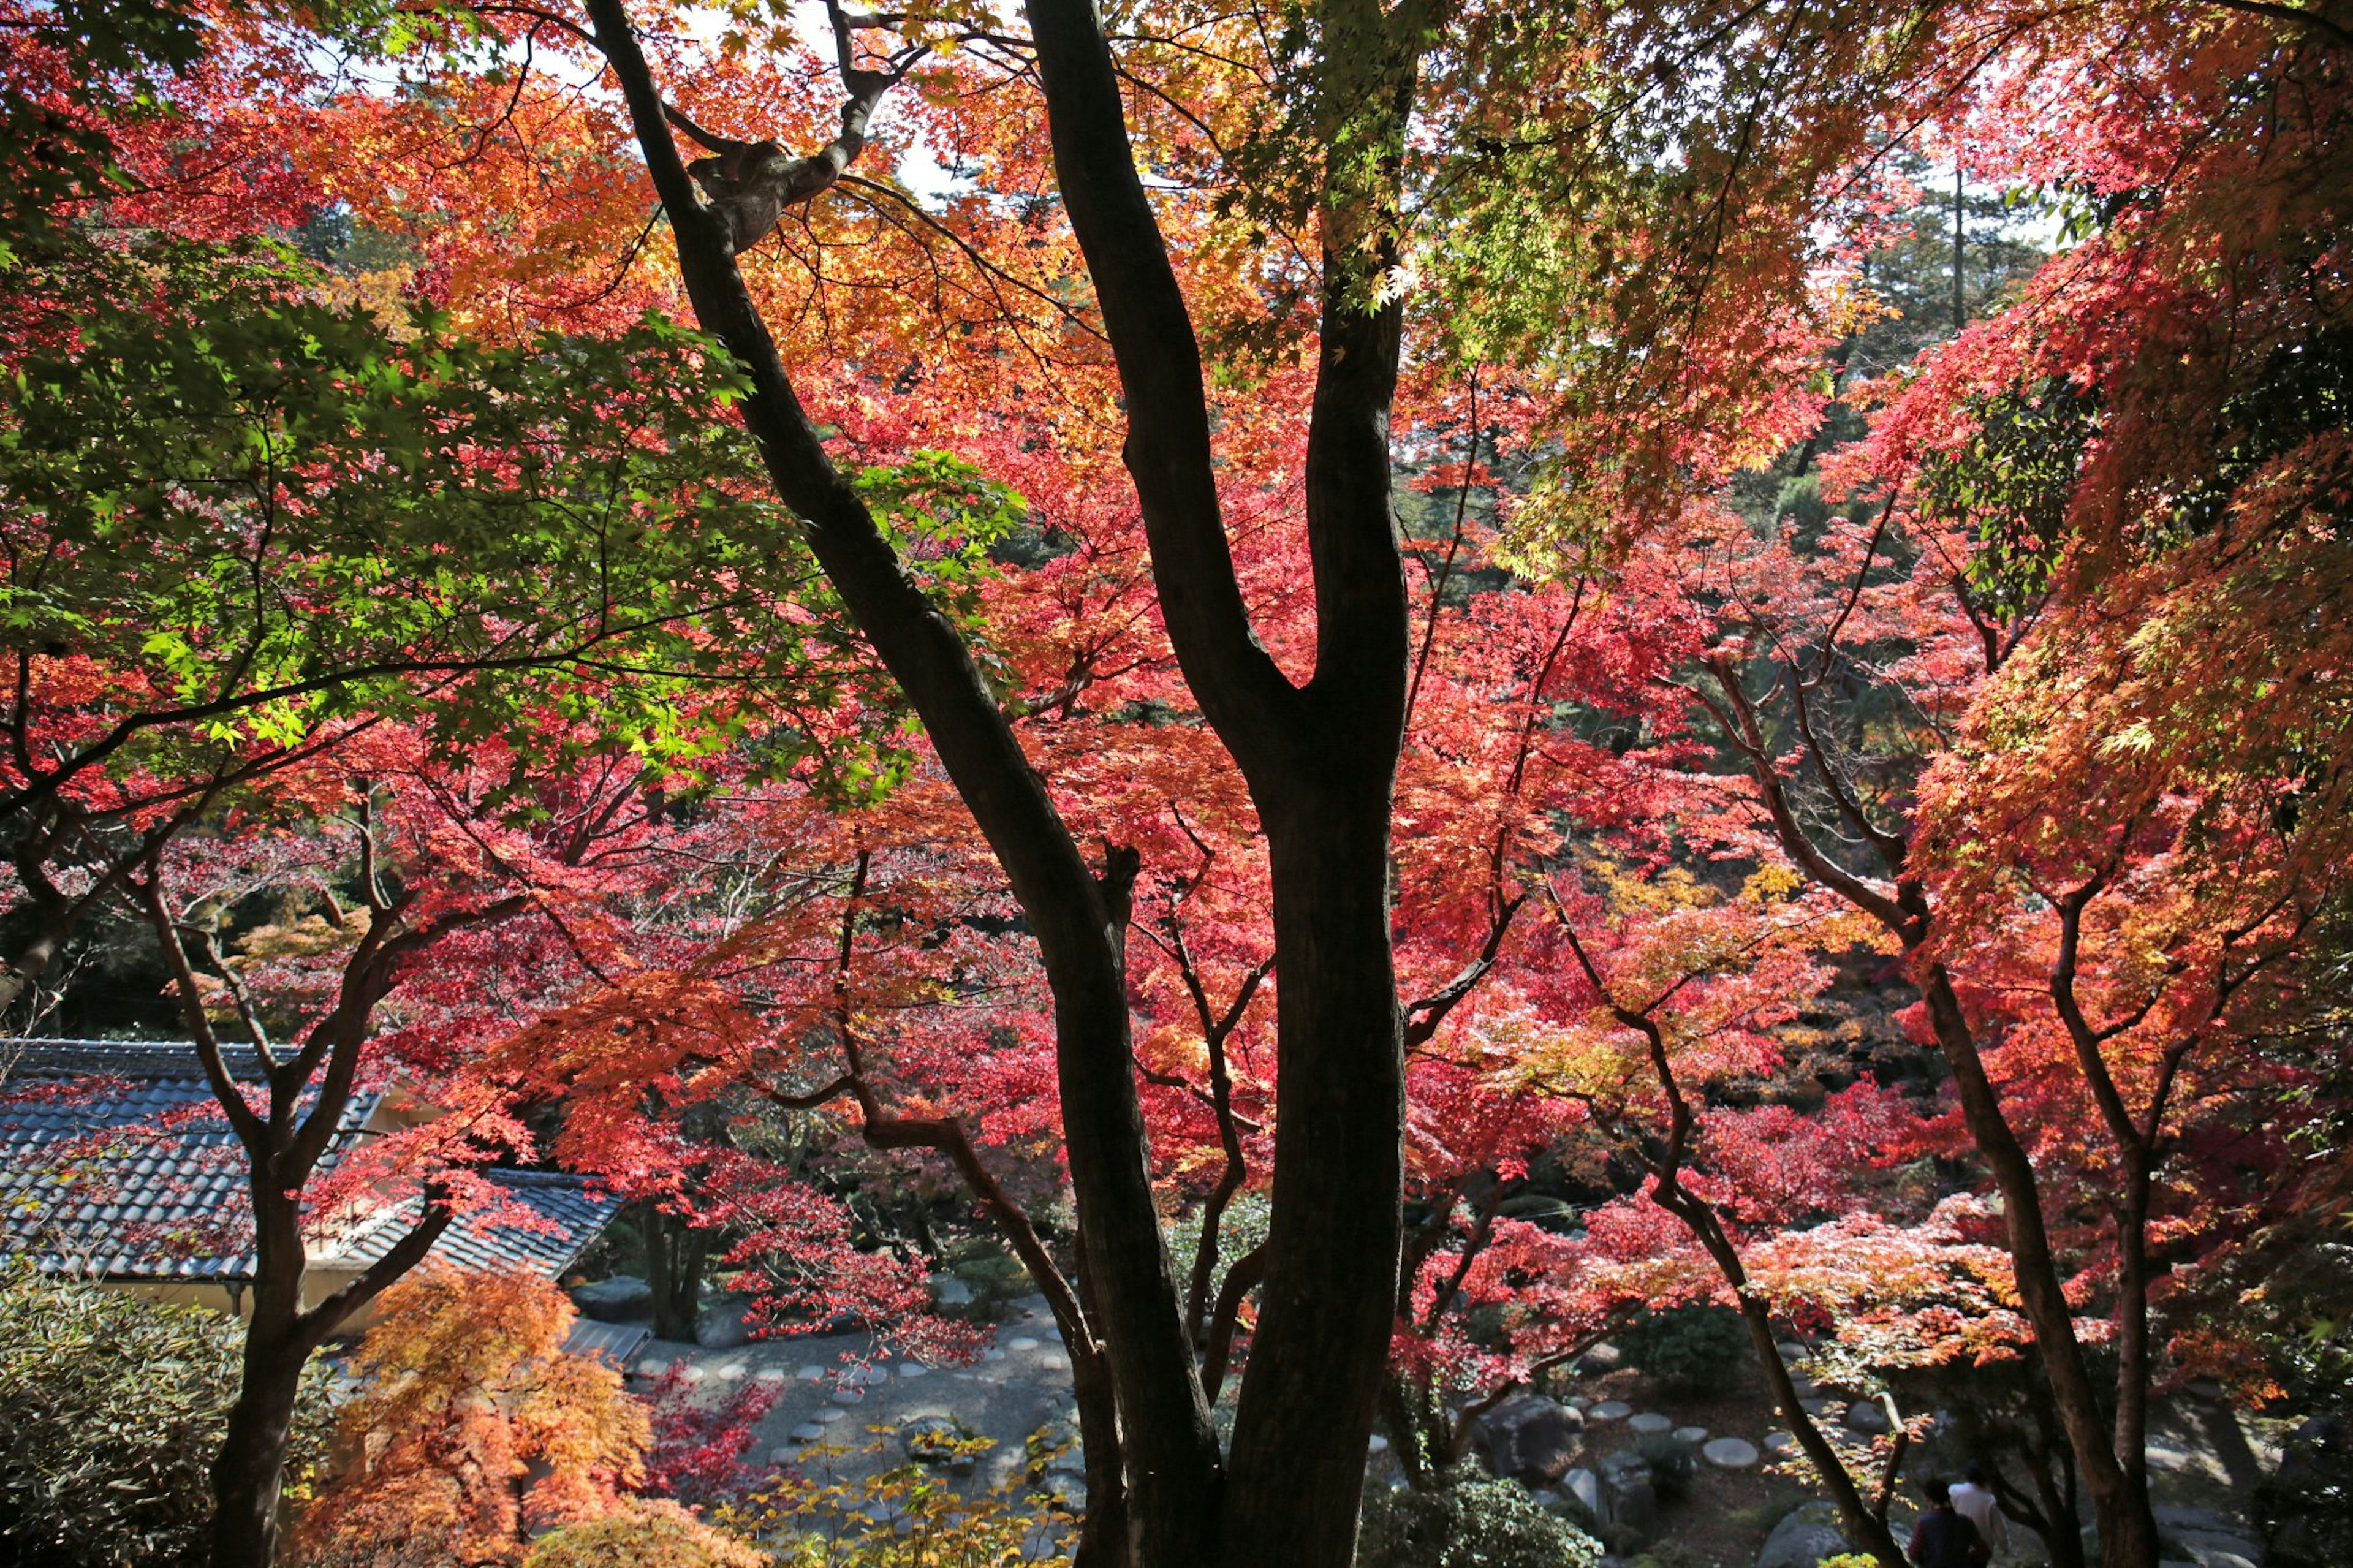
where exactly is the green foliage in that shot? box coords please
[1356,1474,1604,1568]
[520,1501,762,1568]
[0,237,894,801]
[1618,1301,1749,1396]
[0,1266,335,1567]
[1915,379,2097,619]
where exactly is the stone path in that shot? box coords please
[634,1293,1082,1494]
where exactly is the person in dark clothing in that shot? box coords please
[1910,1479,1993,1568]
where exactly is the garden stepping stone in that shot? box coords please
[639,1359,670,1377]
[717,1363,747,1380]
[1800,1398,1834,1418]
[797,1365,827,1381]
[900,1363,930,1378]
[1776,1340,1808,1363]
[1588,1400,1632,1422]
[1762,1431,1798,1460]
[1672,1426,1708,1445]
[831,1387,866,1404]
[1702,1437,1760,1469]
[814,1407,846,1424]
[756,1368,787,1384]
[1627,1412,1673,1436]
[1039,1354,1070,1373]
[680,1365,707,1383]
[1008,1336,1041,1351]
[788,1423,828,1444]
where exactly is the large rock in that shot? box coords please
[903,1414,978,1475]
[1473,1393,1585,1486]
[1758,1502,1854,1568]
[1582,1341,1625,1373]
[687,1290,752,1346]
[570,1274,653,1322]
[1843,1399,1891,1436]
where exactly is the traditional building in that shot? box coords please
[0,1039,624,1337]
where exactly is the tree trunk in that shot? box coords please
[209,1320,308,1568]
[580,3,1421,1559]
[643,1202,709,1343]
[208,1181,309,1568]
[1923,969,2157,1568]
[1219,787,1404,1566]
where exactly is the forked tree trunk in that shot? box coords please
[581,0,1420,1559]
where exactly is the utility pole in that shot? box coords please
[1953,158,1966,330]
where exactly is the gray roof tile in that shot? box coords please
[0,1040,615,1284]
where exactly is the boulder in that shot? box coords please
[570,1274,654,1322]
[1473,1393,1585,1486]
[694,1296,755,1350]
[1757,1502,1853,1568]
[1566,1467,1602,1516]
[1610,1477,1659,1533]
[903,1414,977,1475]
[1582,1341,1625,1373]
[1843,1399,1891,1436]
[928,1272,975,1307]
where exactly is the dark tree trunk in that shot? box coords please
[207,1186,309,1568]
[643,1201,711,1343]
[209,1337,308,1568]
[1219,786,1405,1564]
[1923,970,2158,1568]
[578,1,1423,1559]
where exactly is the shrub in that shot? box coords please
[721,1433,1074,1566]
[297,1268,650,1567]
[1357,1474,1604,1568]
[1619,1303,1748,1395]
[521,1501,762,1568]
[0,1265,335,1567]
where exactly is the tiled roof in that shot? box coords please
[0,1040,615,1285]
[332,1169,621,1280]
[561,1317,652,1369]
[0,1039,377,1280]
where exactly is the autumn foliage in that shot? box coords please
[2,0,2349,1565]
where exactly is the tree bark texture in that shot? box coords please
[583,0,1419,1560]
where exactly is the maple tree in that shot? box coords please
[1488,7,2352,1564]
[7,1,2349,1566]
[297,1266,750,1568]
